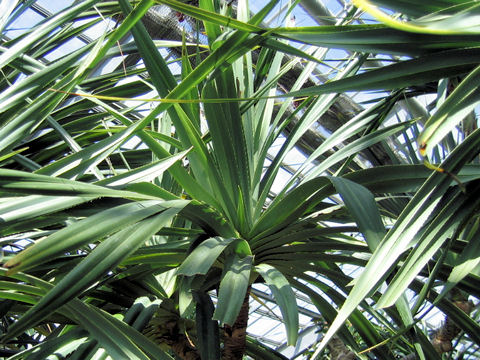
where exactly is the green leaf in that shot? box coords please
[202,71,252,225]
[155,0,264,32]
[0,167,175,198]
[315,127,480,352]
[418,64,480,156]
[245,337,289,360]
[287,47,480,98]
[5,203,186,337]
[193,291,221,360]
[250,177,330,240]
[95,150,189,187]
[0,0,99,69]
[213,253,252,325]
[5,200,173,272]
[276,25,480,56]
[378,181,480,308]
[329,177,385,251]
[69,302,172,360]
[255,264,298,346]
[199,0,221,43]
[356,0,480,35]
[34,120,140,179]
[177,236,234,276]
[438,218,480,299]
[0,195,90,226]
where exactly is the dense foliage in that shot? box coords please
[0,0,479,359]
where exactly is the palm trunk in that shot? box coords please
[222,286,251,360]
[144,318,200,360]
[326,335,356,360]
[431,294,474,354]
[402,290,474,359]
[146,289,252,360]
[171,335,201,360]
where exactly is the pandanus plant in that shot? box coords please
[0,0,479,359]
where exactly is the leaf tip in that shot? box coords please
[419,142,427,157]
[2,261,19,275]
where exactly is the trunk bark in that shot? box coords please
[431,293,474,354]
[144,318,200,360]
[171,335,201,360]
[222,287,251,360]
[146,289,253,360]
[402,289,475,359]
[326,335,356,360]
